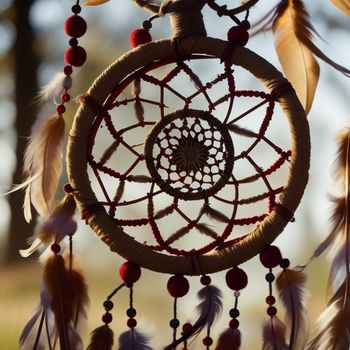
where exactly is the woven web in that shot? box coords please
[86,56,291,256]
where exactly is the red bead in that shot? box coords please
[102,312,113,324]
[50,243,61,253]
[229,318,240,329]
[227,26,249,46]
[64,15,87,38]
[266,295,276,305]
[127,318,137,328]
[64,46,87,67]
[200,275,211,286]
[63,183,74,193]
[56,104,66,114]
[267,306,277,316]
[167,275,189,298]
[260,245,282,268]
[61,93,71,102]
[182,323,192,334]
[129,29,152,48]
[226,267,248,290]
[203,336,213,346]
[119,262,141,285]
[63,65,73,75]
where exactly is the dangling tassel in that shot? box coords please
[20,192,77,257]
[307,127,350,349]
[87,325,114,350]
[214,328,241,350]
[262,316,288,350]
[7,113,66,222]
[276,267,309,350]
[119,329,153,350]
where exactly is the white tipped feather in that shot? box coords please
[38,72,70,103]
[22,113,65,221]
[276,268,310,350]
[262,316,288,350]
[118,329,153,350]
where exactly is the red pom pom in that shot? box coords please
[259,245,282,268]
[226,267,248,290]
[227,26,249,46]
[265,295,276,305]
[64,46,87,67]
[129,29,152,48]
[167,275,189,298]
[119,261,141,285]
[61,93,71,102]
[64,15,87,38]
[56,104,66,114]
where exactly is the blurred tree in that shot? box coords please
[6,0,38,263]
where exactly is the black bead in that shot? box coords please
[169,318,180,329]
[69,38,78,47]
[265,272,275,283]
[126,307,137,318]
[71,4,81,14]
[142,20,152,30]
[229,308,240,318]
[280,258,290,269]
[103,300,114,311]
[240,20,251,30]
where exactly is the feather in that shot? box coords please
[276,268,309,350]
[19,193,77,257]
[87,325,114,350]
[133,79,145,123]
[38,72,72,103]
[272,0,320,114]
[214,328,241,350]
[262,316,288,350]
[128,175,152,183]
[202,204,229,223]
[83,0,110,5]
[43,254,88,349]
[100,140,119,165]
[330,0,350,16]
[118,329,153,350]
[154,205,174,219]
[227,124,257,138]
[196,223,218,239]
[166,226,191,245]
[113,181,125,204]
[22,113,65,221]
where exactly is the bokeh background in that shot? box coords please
[0,0,349,349]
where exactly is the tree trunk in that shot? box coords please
[6,0,39,263]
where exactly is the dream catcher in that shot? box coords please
[15,0,350,349]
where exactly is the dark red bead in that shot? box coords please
[200,275,211,286]
[203,336,213,346]
[260,245,282,268]
[61,93,71,102]
[56,104,66,114]
[63,183,74,193]
[63,65,73,76]
[226,267,248,290]
[167,275,189,298]
[227,26,249,46]
[267,306,277,316]
[182,323,192,334]
[64,15,87,38]
[51,243,61,253]
[64,46,87,67]
[129,29,152,48]
[102,312,113,324]
[119,262,141,285]
[127,318,137,328]
[229,318,240,329]
[265,295,276,305]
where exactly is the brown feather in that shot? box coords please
[100,140,119,165]
[83,0,110,5]
[196,223,218,239]
[87,325,114,350]
[128,175,152,183]
[23,113,65,221]
[203,204,230,223]
[214,328,241,350]
[262,316,288,350]
[331,0,350,15]
[272,0,320,114]
[154,205,174,220]
[113,181,125,203]
[166,226,191,245]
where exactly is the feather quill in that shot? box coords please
[20,193,77,257]
[262,316,288,350]
[276,268,309,350]
[331,0,350,15]
[214,328,241,350]
[272,0,320,114]
[21,113,65,221]
[87,325,114,350]
[119,329,153,350]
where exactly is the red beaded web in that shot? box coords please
[85,55,292,256]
